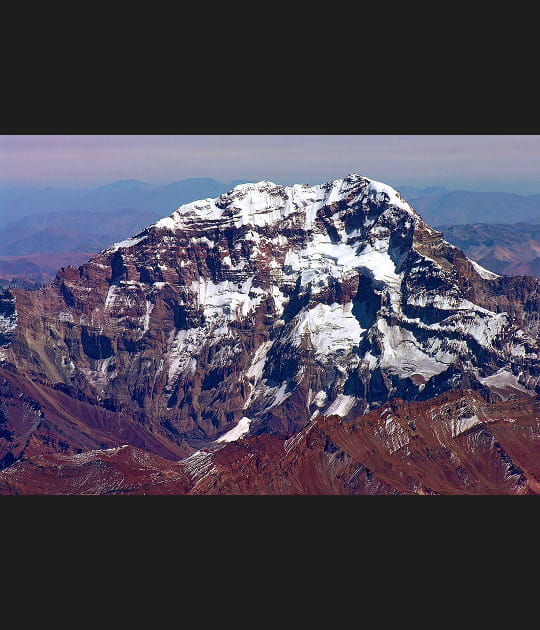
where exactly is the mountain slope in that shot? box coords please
[2,388,539,494]
[189,388,540,495]
[1,173,540,461]
[0,362,192,470]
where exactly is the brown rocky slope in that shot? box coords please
[1,387,539,494]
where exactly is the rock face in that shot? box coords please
[2,173,540,460]
[2,388,540,494]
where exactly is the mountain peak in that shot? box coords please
[229,179,279,190]
[148,173,418,235]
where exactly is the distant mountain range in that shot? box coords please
[436,223,540,278]
[3,178,540,287]
[0,178,241,287]
[408,189,540,225]
[0,177,233,223]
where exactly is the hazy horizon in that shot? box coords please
[1,134,540,195]
[0,175,536,196]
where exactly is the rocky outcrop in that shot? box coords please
[1,174,540,458]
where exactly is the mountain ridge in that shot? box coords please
[2,385,538,494]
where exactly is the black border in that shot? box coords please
[3,73,537,136]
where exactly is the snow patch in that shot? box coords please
[325,394,356,417]
[141,300,154,334]
[374,319,454,379]
[246,341,273,383]
[263,381,292,412]
[291,302,364,359]
[215,417,252,443]
[0,313,17,335]
[166,327,206,383]
[243,341,273,410]
[312,390,328,408]
[407,291,496,315]
[221,255,247,270]
[104,285,119,309]
[108,234,147,252]
[478,369,531,395]
[181,450,214,481]
[191,277,262,321]
[450,414,481,438]
[190,236,215,249]
[465,312,508,348]
[367,179,417,216]
[469,259,500,280]
[355,239,403,311]
[58,311,75,322]
[376,414,410,454]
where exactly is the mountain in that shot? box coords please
[1,173,540,493]
[437,222,540,278]
[184,388,540,495]
[0,207,167,286]
[0,208,165,257]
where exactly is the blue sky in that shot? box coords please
[1,134,539,194]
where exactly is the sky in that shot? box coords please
[1,134,539,194]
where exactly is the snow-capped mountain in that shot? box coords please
[1,173,540,455]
